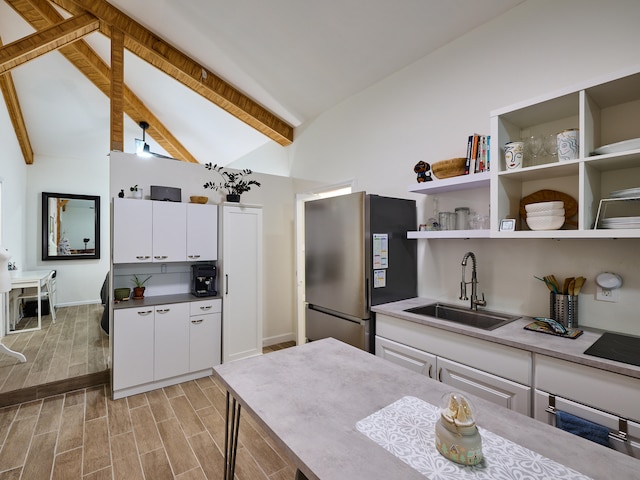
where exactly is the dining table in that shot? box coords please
[213,337,639,480]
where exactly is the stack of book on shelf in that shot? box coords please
[465,134,490,174]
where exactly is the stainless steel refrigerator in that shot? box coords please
[305,192,417,352]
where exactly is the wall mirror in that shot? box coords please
[42,192,100,260]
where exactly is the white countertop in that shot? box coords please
[112,293,221,310]
[372,297,640,380]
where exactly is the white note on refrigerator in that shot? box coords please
[374,269,386,288]
[373,234,388,269]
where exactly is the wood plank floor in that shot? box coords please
[0,343,297,479]
[0,304,109,396]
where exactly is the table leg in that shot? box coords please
[295,468,310,480]
[1,294,26,362]
[36,282,42,331]
[224,391,241,480]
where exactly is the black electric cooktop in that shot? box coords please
[584,332,640,367]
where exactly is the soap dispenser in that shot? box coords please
[435,392,483,466]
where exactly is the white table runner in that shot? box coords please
[356,396,592,480]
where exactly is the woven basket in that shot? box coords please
[189,196,209,204]
[431,158,467,179]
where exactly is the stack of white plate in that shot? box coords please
[609,187,640,199]
[525,201,565,230]
[601,216,640,229]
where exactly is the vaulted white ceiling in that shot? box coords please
[0,0,525,174]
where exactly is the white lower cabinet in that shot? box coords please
[113,306,155,391]
[375,334,531,415]
[113,298,222,399]
[376,335,436,377]
[189,298,222,371]
[533,354,640,459]
[534,389,640,459]
[154,303,190,380]
[437,356,530,414]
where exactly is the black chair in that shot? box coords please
[100,273,109,335]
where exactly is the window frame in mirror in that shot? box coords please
[41,192,101,261]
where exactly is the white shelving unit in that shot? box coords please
[490,65,640,239]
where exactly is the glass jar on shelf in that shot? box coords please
[455,207,470,230]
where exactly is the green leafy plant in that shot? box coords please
[131,274,151,288]
[203,163,261,196]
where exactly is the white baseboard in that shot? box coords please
[263,332,296,347]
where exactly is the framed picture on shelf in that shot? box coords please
[500,219,516,231]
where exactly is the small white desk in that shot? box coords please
[7,270,54,334]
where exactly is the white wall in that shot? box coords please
[0,95,28,270]
[0,85,28,338]
[26,154,110,306]
[289,0,640,335]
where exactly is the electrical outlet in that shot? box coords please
[596,286,619,302]
[161,263,167,273]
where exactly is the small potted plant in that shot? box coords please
[203,163,261,202]
[131,274,151,299]
[130,184,143,199]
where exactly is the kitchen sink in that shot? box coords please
[403,303,520,331]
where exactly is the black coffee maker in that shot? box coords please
[191,263,217,297]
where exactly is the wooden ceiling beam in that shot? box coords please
[0,12,98,74]
[0,35,33,164]
[6,0,199,163]
[54,0,294,146]
[110,27,124,152]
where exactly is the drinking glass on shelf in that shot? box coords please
[524,135,544,166]
[543,134,557,162]
[438,212,455,231]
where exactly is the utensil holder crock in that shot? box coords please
[550,292,578,329]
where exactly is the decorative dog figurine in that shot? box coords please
[414,161,433,182]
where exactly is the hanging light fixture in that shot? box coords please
[134,121,176,160]
[135,121,151,157]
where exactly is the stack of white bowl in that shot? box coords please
[525,201,565,230]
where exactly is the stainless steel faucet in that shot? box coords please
[460,252,487,310]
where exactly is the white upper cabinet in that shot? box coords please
[112,198,153,263]
[152,201,187,262]
[113,199,218,264]
[187,203,218,261]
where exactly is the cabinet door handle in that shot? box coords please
[437,368,442,382]
[156,308,170,314]
[428,365,432,378]
[225,274,229,295]
[188,255,201,259]
[154,255,168,260]
[200,305,212,311]
[191,319,204,324]
[137,310,153,316]
[136,255,150,260]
